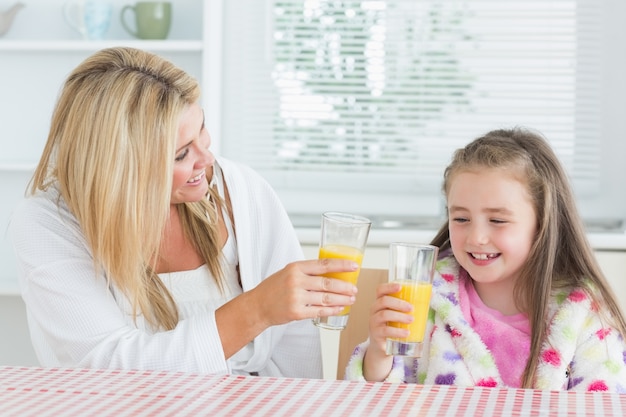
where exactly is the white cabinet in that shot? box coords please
[0,0,210,294]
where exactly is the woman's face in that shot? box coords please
[170,103,214,205]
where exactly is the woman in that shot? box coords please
[10,47,358,377]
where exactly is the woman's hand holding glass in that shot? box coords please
[216,258,359,359]
[252,258,360,327]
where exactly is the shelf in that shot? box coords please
[0,40,204,52]
[0,163,36,172]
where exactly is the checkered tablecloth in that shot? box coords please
[1,366,625,416]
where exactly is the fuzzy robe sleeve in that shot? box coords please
[535,287,626,392]
[344,339,414,382]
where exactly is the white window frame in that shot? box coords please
[205,0,626,231]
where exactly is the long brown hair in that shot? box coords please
[431,127,626,388]
[29,47,223,330]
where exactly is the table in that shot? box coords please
[1,366,625,416]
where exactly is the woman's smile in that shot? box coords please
[187,170,206,185]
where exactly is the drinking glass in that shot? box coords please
[386,242,438,356]
[313,211,371,330]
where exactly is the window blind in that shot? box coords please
[219,0,626,226]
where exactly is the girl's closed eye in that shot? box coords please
[490,218,507,224]
[175,148,189,162]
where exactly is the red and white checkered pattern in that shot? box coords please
[1,366,625,416]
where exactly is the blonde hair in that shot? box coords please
[431,127,626,388]
[30,47,222,330]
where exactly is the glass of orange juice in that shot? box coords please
[386,242,439,356]
[314,212,371,330]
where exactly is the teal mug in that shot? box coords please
[65,0,113,40]
[121,1,171,40]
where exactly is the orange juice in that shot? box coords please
[318,244,363,315]
[388,281,432,342]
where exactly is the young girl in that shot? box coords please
[345,128,626,391]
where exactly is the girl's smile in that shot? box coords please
[469,252,500,263]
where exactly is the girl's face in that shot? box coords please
[447,168,537,293]
[171,103,214,205]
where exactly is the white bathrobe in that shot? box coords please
[10,156,322,378]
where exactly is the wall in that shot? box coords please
[0,296,37,366]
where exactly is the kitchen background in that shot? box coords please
[1,0,625,373]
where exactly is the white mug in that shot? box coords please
[64,0,113,40]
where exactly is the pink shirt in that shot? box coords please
[459,271,531,387]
